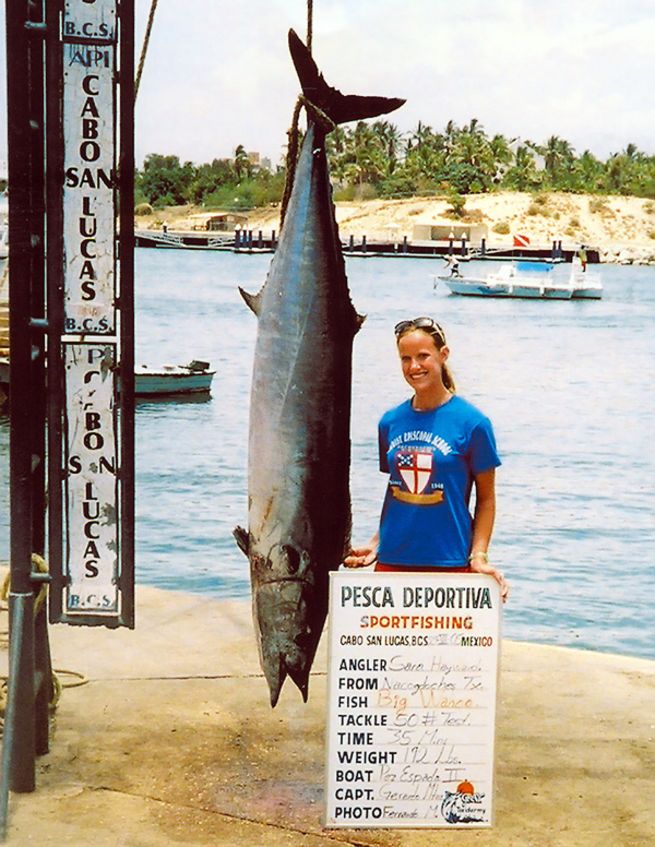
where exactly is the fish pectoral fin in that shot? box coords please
[233,525,249,555]
[288,29,405,126]
[239,286,263,316]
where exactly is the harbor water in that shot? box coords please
[1,250,654,660]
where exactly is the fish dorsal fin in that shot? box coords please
[288,29,405,126]
[239,286,263,316]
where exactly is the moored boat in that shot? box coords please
[1,357,216,400]
[438,261,573,299]
[438,260,603,300]
[134,360,215,396]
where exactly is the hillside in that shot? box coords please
[137,191,655,264]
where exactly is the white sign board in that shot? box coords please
[62,0,117,334]
[325,571,501,828]
[63,342,120,615]
[64,0,116,40]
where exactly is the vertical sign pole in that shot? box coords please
[27,0,53,761]
[49,0,134,627]
[46,1,65,622]
[5,0,39,794]
[118,0,135,627]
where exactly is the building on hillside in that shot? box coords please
[185,212,249,232]
[411,220,489,245]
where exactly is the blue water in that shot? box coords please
[1,251,654,660]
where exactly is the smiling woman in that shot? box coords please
[344,316,509,601]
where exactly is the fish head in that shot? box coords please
[250,542,323,707]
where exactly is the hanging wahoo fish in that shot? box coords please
[234,29,404,707]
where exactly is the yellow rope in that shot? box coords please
[135,0,159,100]
[279,0,315,232]
[279,96,304,232]
[0,560,89,736]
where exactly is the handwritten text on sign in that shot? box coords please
[63,0,117,334]
[325,572,500,828]
[63,343,120,615]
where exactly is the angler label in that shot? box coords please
[62,0,117,335]
[62,342,120,616]
[325,572,501,828]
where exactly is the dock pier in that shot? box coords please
[134,228,599,264]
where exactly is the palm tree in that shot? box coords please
[371,121,404,174]
[233,144,251,181]
[502,145,542,191]
[543,135,575,187]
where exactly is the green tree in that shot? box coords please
[137,154,195,206]
[233,144,252,181]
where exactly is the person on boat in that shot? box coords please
[444,254,461,277]
[577,245,588,272]
[344,316,509,601]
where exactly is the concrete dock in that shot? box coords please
[1,585,654,846]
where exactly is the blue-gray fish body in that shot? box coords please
[235,30,404,706]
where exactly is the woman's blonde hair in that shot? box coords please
[395,317,457,393]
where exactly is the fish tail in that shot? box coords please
[288,29,405,126]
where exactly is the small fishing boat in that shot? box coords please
[438,260,602,300]
[0,357,215,399]
[134,360,215,397]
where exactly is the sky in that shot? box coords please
[0,0,654,170]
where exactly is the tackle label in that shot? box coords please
[325,572,501,828]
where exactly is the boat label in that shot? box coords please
[62,342,121,616]
[62,0,117,334]
[325,572,500,828]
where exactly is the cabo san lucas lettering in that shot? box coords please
[63,36,116,334]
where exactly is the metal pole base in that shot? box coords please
[2,593,36,794]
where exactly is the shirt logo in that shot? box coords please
[394,449,443,505]
[398,449,432,494]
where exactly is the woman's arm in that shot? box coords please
[470,468,496,557]
[469,469,509,601]
[343,532,379,568]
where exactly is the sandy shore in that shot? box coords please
[2,585,654,846]
[141,191,655,265]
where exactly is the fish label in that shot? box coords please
[325,572,501,828]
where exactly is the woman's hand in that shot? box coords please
[469,557,510,603]
[343,542,378,568]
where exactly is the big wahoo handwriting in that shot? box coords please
[389,430,453,505]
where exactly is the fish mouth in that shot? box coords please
[254,575,317,707]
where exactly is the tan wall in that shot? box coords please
[412,222,489,243]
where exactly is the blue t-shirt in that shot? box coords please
[377,395,501,567]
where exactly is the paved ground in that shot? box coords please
[1,586,654,846]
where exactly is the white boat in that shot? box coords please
[568,260,603,299]
[438,260,602,300]
[134,360,215,397]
